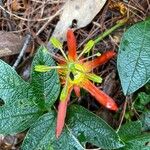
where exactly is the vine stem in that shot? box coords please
[94,18,128,44]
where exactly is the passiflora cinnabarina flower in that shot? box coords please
[35,29,118,138]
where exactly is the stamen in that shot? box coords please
[77,40,95,59]
[60,71,70,101]
[86,73,103,83]
[74,67,102,83]
[80,52,101,61]
[50,37,68,61]
[35,65,66,72]
[59,48,68,61]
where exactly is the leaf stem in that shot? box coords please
[94,18,128,44]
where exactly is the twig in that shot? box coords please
[30,0,65,4]
[36,8,63,36]
[0,5,62,22]
[0,0,13,30]
[116,98,128,133]
[78,17,128,50]
[13,34,32,69]
[0,0,8,18]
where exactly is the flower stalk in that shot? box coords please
[94,18,128,44]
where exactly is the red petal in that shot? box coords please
[84,50,116,72]
[82,80,118,111]
[74,85,80,97]
[67,29,77,61]
[56,87,73,138]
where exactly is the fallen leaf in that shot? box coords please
[51,0,107,42]
[10,0,28,11]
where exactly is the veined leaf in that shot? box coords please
[134,92,150,112]
[0,99,43,135]
[22,105,124,150]
[117,19,150,95]
[141,111,150,131]
[67,105,124,149]
[118,121,150,150]
[30,46,60,107]
[0,46,60,135]
[21,112,84,150]
[0,60,30,103]
[118,121,142,141]
[119,134,150,150]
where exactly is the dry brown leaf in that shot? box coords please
[11,0,28,11]
[0,31,23,57]
[51,0,107,42]
[109,1,127,16]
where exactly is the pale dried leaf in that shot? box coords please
[52,0,107,42]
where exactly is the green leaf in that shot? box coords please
[118,121,150,150]
[21,112,84,150]
[0,99,43,135]
[134,92,150,112]
[141,111,150,131]
[145,82,150,92]
[0,60,43,135]
[30,46,60,107]
[0,46,60,135]
[117,19,150,95]
[67,105,124,149]
[22,105,124,150]
[119,134,150,150]
[0,60,30,103]
[118,121,142,141]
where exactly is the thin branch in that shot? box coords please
[116,98,128,133]
[36,8,63,36]
[13,34,32,69]
[0,0,13,30]
[0,5,62,22]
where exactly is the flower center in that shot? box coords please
[68,62,85,84]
